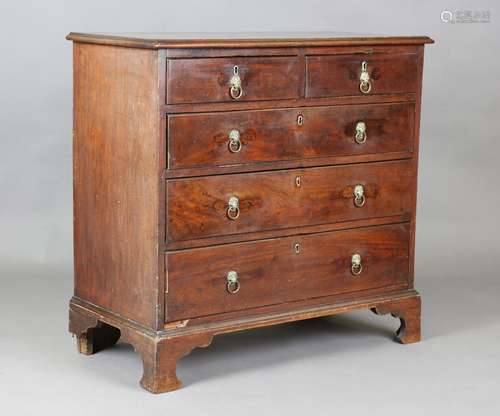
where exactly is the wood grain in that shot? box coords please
[164,151,414,181]
[70,288,421,392]
[371,295,421,343]
[165,216,411,251]
[73,43,161,328]
[168,102,415,170]
[408,46,425,286]
[164,93,416,115]
[166,223,410,320]
[306,52,419,97]
[166,160,414,242]
[66,32,434,49]
[167,56,301,104]
[68,34,431,393]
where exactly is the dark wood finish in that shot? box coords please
[168,283,409,329]
[70,289,421,393]
[157,49,168,325]
[166,56,301,104]
[72,43,162,328]
[165,44,417,58]
[165,151,413,181]
[371,295,421,343]
[167,160,413,243]
[66,32,434,49]
[69,300,213,393]
[68,33,431,393]
[166,224,410,321]
[139,332,214,393]
[164,93,416,114]
[168,103,414,170]
[306,52,419,97]
[165,216,411,251]
[408,46,425,285]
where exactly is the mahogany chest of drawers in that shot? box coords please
[67,32,433,393]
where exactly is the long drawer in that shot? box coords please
[168,103,415,170]
[166,160,413,243]
[166,223,410,321]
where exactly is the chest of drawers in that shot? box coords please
[67,32,433,393]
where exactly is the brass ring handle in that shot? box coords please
[359,80,372,94]
[355,121,367,144]
[227,196,240,220]
[351,253,363,276]
[353,184,366,207]
[229,65,243,100]
[228,129,242,153]
[226,270,240,294]
[359,61,372,94]
[354,195,365,207]
[230,85,243,100]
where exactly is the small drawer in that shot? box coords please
[166,223,410,320]
[167,103,415,170]
[166,56,301,104]
[166,160,413,243]
[306,52,419,97]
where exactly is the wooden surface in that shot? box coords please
[166,223,410,320]
[306,52,419,97]
[72,43,161,328]
[408,47,425,285]
[167,160,413,243]
[167,56,301,104]
[68,34,431,393]
[70,290,421,392]
[168,102,414,170]
[67,32,433,49]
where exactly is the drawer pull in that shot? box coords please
[353,184,366,207]
[227,196,240,220]
[226,270,240,294]
[359,61,372,94]
[228,129,242,153]
[351,253,363,275]
[355,121,367,144]
[229,65,243,100]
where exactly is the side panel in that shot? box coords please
[408,45,425,286]
[73,43,160,328]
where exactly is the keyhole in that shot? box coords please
[295,176,301,187]
[294,243,300,254]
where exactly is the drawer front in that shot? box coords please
[168,103,414,170]
[306,53,419,97]
[166,57,301,104]
[167,160,413,243]
[166,223,410,320]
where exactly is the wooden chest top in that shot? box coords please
[67,32,433,48]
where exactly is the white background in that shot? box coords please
[0,1,499,414]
